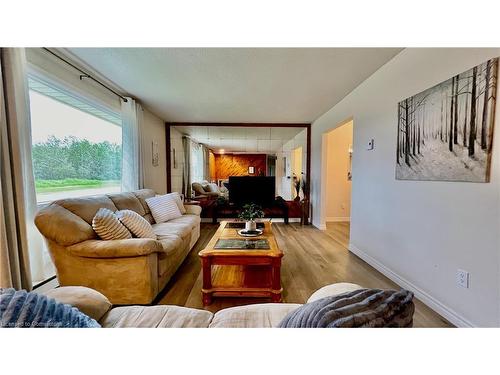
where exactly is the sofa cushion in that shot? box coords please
[55,195,117,224]
[146,194,182,224]
[100,305,213,328]
[92,208,132,240]
[107,192,146,216]
[166,214,201,231]
[191,182,206,196]
[132,189,156,223]
[307,282,363,303]
[116,209,156,239]
[209,303,301,328]
[44,286,112,322]
[152,221,193,240]
[34,203,97,246]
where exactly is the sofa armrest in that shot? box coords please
[184,204,202,216]
[67,238,164,259]
[43,286,112,322]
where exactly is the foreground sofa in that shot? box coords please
[34,189,201,305]
[44,283,364,328]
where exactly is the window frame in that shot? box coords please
[27,69,123,205]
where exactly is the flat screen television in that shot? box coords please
[228,176,276,207]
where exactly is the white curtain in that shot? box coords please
[202,145,210,181]
[121,97,144,192]
[1,48,53,289]
[182,136,192,198]
[190,141,204,183]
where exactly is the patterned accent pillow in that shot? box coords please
[92,208,132,240]
[116,209,156,239]
[145,194,182,224]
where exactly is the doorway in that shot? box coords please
[321,119,353,246]
[291,146,303,199]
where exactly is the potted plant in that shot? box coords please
[238,203,265,231]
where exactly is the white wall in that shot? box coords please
[311,48,500,327]
[142,109,167,194]
[325,120,352,221]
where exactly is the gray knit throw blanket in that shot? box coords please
[0,288,100,328]
[279,289,415,328]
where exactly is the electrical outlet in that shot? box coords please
[367,139,374,150]
[457,269,469,288]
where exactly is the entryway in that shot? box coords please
[320,118,353,245]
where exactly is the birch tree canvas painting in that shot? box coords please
[396,58,498,182]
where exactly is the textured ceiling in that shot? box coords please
[173,125,305,153]
[66,48,402,123]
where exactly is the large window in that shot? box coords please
[28,76,122,203]
[190,142,205,183]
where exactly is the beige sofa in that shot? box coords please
[44,282,363,328]
[34,189,201,305]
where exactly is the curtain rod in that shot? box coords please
[42,48,128,102]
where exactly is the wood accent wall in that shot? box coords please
[214,154,267,180]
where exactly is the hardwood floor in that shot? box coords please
[157,221,453,327]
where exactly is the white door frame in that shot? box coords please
[319,116,353,230]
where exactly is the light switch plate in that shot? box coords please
[457,269,469,288]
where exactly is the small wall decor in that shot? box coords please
[152,141,159,167]
[396,57,498,182]
[248,166,255,174]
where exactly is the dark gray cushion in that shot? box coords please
[278,288,414,328]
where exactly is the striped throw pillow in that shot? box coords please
[145,194,182,224]
[116,209,156,239]
[92,208,132,240]
[163,192,186,214]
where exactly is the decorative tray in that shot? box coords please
[237,229,263,237]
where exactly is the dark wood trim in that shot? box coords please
[165,122,312,223]
[165,122,172,193]
[167,122,309,128]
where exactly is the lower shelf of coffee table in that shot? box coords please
[211,265,272,289]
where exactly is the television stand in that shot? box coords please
[212,199,289,224]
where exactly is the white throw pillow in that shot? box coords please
[116,209,156,239]
[167,192,186,214]
[206,183,220,193]
[146,194,183,224]
[92,208,132,240]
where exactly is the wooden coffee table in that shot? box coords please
[198,221,284,306]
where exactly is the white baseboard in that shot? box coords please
[326,217,351,222]
[348,243,475,328]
